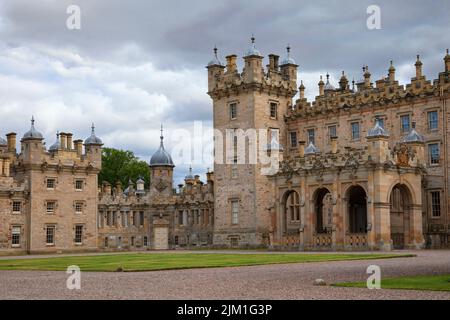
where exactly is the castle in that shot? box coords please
[1,39,450,254]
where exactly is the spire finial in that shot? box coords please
[160,123,164,145]
[213,45,218,58]
[326,73,330,83]
[287,44,291,58]
[251,34,255,44]
[31,116,35,127]
[417,54,420,60]
[91,123,95,134]
[56,130,59,138]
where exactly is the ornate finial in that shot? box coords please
[362,66,365,73]
[342,71,345,76]
[326,73,330,83]
[447,48,449,55]
[251,34,255,44]
[417,54,420,60]
[287,44,291,57]
[390,60,393,66]
[56,130,59,138]
[213,45,218,58]
[31,116,35,126]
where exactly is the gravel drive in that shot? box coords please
[0,250,449,300]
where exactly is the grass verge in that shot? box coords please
[334,274,450,292]
[0,252,414,272]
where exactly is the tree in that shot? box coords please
[99,148,150,189]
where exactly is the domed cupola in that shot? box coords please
[324,73,335,92]
[280,45,296,66]
[185,165,194,180]
[49,131,61,152]
[207,46,223,67]
[84,123,103,146]
[244,35,262,57]
[22,116,44,140]
[368,118,390,138]
[402,122,424,143]
[149,125,175,167]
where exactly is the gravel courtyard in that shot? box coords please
[0,250,449,300]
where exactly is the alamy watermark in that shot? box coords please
[66,265,81,290]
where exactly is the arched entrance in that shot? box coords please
[314,188,332,233]
[347,186,367,233]
[389,184,412,249]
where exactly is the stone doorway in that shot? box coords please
[154,226,169,250]
[348,186,367,233]
[389,185,411,249]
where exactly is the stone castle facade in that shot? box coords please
[1,40,449,254]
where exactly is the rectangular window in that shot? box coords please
[377,118,385,128]
[231,200,239,225]
[431,191,441,217]
[328,125,337,139]
[428,143,440,164]
[230,103,237,120]
[178,211,183,225]
[401,115,411,133]
[307,129,315,145]
[11,226,21,246]
[46,201,56,214]
[106,212,112,226]
[46,226,55,245]
[75,225,83,244]
[143,236,148,246]
[289,131,298,148]
[75,180,84,191]
[270,102,278,119]
[46,178,55,189]
[12,201,21,213]
[133,212,138,227]
[75,202,83,214]
[139,211,144,226]
[112,211,117,226]
[428,111,438,131]
[131,236,135,246]
[351,122,360,140]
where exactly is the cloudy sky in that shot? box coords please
[0,0,449,184]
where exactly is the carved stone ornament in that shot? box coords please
[155,179,167,192]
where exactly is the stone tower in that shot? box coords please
[149,126,174,198]
[207,38,298,247]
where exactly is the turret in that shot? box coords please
[402,122,425,165]
[21,116,44,164]
[242,36,264,83]
[84,123,103,169]
[339,71,348,91]
[366,117,390,163]
[299,81,305,100]
[279,45,298,89]
[149,125,174,197]
[206,46,225,92]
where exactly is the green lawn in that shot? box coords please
[334,274,450,292]
[0,252,414,272]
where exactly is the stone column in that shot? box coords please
[408,204,425,249]
[374,203,392,250]
[0,158,3,176]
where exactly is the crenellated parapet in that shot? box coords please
[287,52,450,121]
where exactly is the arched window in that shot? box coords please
[315,188,332,233]
[286,191,300,222]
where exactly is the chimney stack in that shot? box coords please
[60,132,67,150]
[226,55,237,74]
[6,133,16,154]
[66,133,73,150]
[415,55,423,78]
[74,139,83,156]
